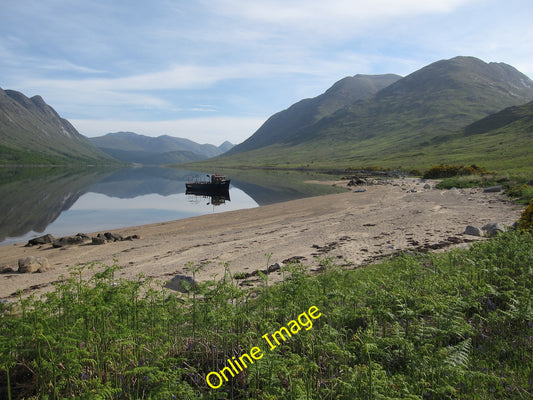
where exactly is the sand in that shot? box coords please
[0,178,523,299]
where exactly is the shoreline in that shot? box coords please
[0,178,522,299]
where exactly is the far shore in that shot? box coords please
[0,178,523,299]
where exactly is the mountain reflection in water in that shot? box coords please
[0,166,345,245]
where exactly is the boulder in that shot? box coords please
[348,177,367,186]
[18,256,52,273]
[26,234,55,247]
[483,185,503,193]
[0,265,15,273]
[423,183,431,190]
[464,225,483,237]
[124,234,141,240]
[482,222,506,237]
[92,237,107,245]
[104,232,123,242]
[164,274,197,293]
[52,234,89,248]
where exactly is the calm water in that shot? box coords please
[0,167,345,246]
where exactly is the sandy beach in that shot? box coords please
[0,178,523,299]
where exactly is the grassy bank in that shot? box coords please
[1,230,533,399]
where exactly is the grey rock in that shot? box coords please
[348,177,367,186]
[26,234,55,247]
[464,225,483,237]
[482,222,506,237]
[483,185,503,193]
[164,274,197,293]
[52,233,90,248]
[124,234,141,240]
[423,183,431,190]
[53,234,88,248]
[104,232,123,242]
[0,265,16,273]
[18,256,52,273]
[92,237,107,245]
[353,188,367,193]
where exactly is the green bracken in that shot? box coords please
[1,230,532,399]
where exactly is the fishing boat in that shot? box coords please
[185,174,231,193]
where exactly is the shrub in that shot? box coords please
[517,197,533,230]
[506,184,533,204]
[423,164,489,179]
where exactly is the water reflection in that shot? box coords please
[0,166,345,245]
[186,190,231,207]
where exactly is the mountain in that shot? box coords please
[0,88,115,164]
[226,74,401,154]
[89,132,234,165]
[218,141,234,153]
[214,56,533,170]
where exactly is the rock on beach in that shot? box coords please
[18,256,52,273]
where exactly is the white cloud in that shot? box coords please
[70,116,266,145]
[207,0,472,36]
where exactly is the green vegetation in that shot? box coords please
[419,164,533,205]
[518,198,533,230]
[2,230,533,399]
[422,164,489,179]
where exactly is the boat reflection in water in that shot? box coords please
[186,190,231,206]
[185,174,231,207]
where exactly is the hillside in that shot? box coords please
[0,88,115,164]
[90,132,233,165]
[226,74,401,154]
[208,57,533,171]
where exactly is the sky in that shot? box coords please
[1,0,533,146]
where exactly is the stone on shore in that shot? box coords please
[26,234,55,247]
[482,222,506,237]
[18,256,52,273]
[464,225,483,237]
[104,232,123,242]
[92,236,107,245]
[52,233,90,248]
[483,185,503,193]
[164,274,197,293]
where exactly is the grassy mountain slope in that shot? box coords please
[0,88,115,164]
[401,100,533,174]
[205,57,533,172]
[226,74,401,154]
[90,132,233,165]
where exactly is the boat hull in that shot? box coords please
[185,179,231,193]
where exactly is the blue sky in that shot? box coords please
[2,0,533,145]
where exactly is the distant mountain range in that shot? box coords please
[216,56,533,171]
[89,132,234,165]
[0,88,233,165]
[0,87,114,164]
